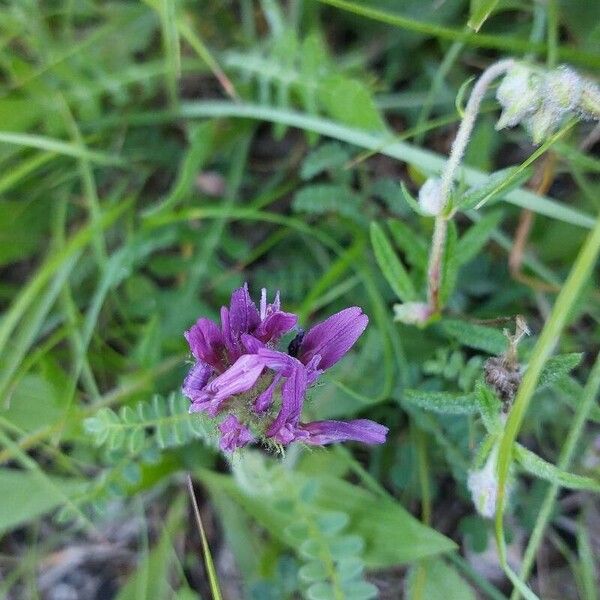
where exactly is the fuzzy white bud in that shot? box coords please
[467,446,512,519]
[418,178,444,216]
[496,63,541,130]
[393,302,432,326]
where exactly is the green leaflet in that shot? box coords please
[370,222,416,302]
[536,353,584,389]
[84,393,218,453]
[387,219,429,271]
[456,167,533,212]
[440,319,507,355]
[294,184,363,221]
[200,467,456,568]
[404,390,479,415]
[514,444,600,492]
[301,142,352,180]
[468,0,500,31]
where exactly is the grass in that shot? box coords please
[0,1,599,599]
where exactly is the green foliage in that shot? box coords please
[2,1,600,598]
[0,469,86,536]
[440,320,508,355]
[456,210,504,265]
[370,221,416,301]
[536,353,583,389]
[294,184,363,222]
[84,393,218,453]
[468,0,500,31]
[403,390,479,415]
[405,558,476,600]
[455,167,533,211]
[513,444,600,492]
[224,29,385,134]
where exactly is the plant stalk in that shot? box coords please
[427,59,515,313]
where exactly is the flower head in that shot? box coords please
[182,284,388,452]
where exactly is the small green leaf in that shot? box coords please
[329,535,364,559]
[294,184,362,221]
[341,580,379,600]
[306,582,336,600]
[316,511,350,536]
[514,444,600,492]
[370,222,416,301]
[387,219,429,270]
[457,166,532,211]
[537,353,583,389]
[400,181,428,216]
[319,75,386,131]
[441,319,507,355]
[441,221,458,305]
[128,427,146,455]
[301,142,351,179]
[337,557,364,581]
[455,76,475,118]
[300,539,322,560]
[468,0,500,31]
[404,390,479,415]
[299,560,329,583]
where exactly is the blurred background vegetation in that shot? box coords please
[0,1,599,599]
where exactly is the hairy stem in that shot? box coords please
[427,59,515,313]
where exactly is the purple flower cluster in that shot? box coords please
[182,284,388,452]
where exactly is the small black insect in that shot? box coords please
[287,329,305,358]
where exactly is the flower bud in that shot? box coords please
[579,80,600,120]
[545,66,583,112]
[525,102,563,145]
[393,302,432,326]
[418,177,444,216]
[496,63,542,130]
[467,451,500,518]
[467,446,512,519]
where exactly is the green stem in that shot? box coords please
[495,214,600,590]
[510,351,600,600]
[427,59,514,313]
[315,0,600,69]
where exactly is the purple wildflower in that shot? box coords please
[218,415,254,452]
[182,284,388,452]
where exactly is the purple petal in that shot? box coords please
[189,354,265,416]
[228,283,260,339]
[266,362,308,444]
[299,419,388,445]
[254,311,298,343]
[253,374,281,413]
[298,307,368,370]
[257,347,298,376]
[305,355,324,386]
[241,333,264,354]
[182,361,213,401]
[218,415,254,452]
[220,306,236,358]
[184,318,227,372]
